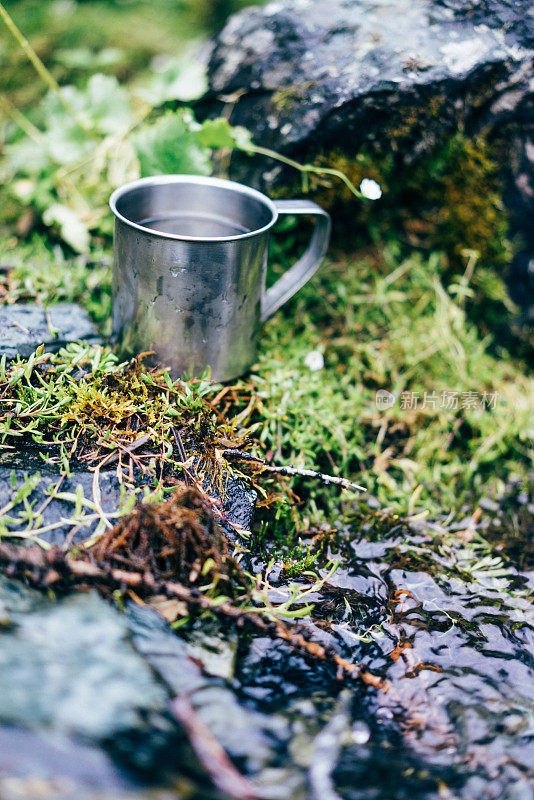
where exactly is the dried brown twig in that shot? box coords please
[170,697,258,800]
[222,449,366,492]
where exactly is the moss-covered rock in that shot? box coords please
[204,0,534,310]
[313,134,511,270]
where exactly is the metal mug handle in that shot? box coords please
[261,199,331,322]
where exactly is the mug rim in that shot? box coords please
[109,174,279,243]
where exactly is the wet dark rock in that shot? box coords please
[0,581,225,796]
[205,0,534,305]
[436,0,534,48]
[0,464,125,546]
[222,477,257,535]
[0,727,143,797]
[0,303,100,359]
[126,603,288,774]
[0,461,256,548]
[0,585,169,740]
[1,495,533,799]
[184,618,238,680]
[0,574,41,622]
[0,585,254,798]
[236,635,343,710]
[207,0,533,157]
[335,518,534,798]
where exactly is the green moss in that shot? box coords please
[382,94,448,141]
[241,244,534,519]
[404,135,510,269]
[313,133,510,271]
[271,81,316,113]
[303,132,516,341]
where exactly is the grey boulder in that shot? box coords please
[204,0,534,304]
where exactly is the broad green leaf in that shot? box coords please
[231,125,255,151]
[54,47,124,71]
[4,138,51,174]
[194,118,237,149]
[195,118,254,152]
[141,53,208,104]
[44,74,134,136]
[81,74,134,135]
[6,75,134,177]
[134,110,211,177]
[43,204,90,253]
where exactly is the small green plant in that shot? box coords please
[0,3,369,255]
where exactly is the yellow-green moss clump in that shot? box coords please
[312,133,511,273]
[316,133,511,267]
[271,81,318,112]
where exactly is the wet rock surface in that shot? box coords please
[0,584,168,739]
[436,0,534,48]
[127,604,289,778]
[207,0,533,157]
[0,303,100,359]
[0,481,533,798]
[0,462,125,546]
[204,0,534,305]
[0,726,145,800]
[0,457,256,547]
[0,579,224,798]
[222,477,258,538]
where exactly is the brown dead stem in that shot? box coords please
[0,540,384,686]
[170,696,258,800]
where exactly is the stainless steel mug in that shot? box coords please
[109,175,331,381]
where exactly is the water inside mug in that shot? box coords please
[139,212,251,238]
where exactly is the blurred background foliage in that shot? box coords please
[0,0,257,108]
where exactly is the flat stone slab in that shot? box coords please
[0,585,168,741]
[0,463,125,546]
[0,303,100,359]
[0,461,256,547]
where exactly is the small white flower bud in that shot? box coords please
[359,178,382,200]
[304,350,324,371]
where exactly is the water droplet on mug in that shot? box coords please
[170,266,187,277]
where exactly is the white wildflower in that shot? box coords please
[359,178,382,200]
[304,350,324,372]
